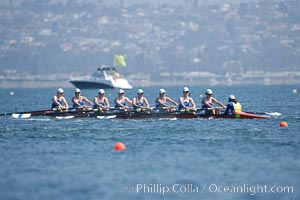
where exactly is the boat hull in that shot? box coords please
[69,66,133,89]
[41,110,269,119]
[70,80,115,89]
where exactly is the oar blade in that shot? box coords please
[12,113,31,119]
[97,115,116,119]
[265,112,282,117]
[56,116,75,120]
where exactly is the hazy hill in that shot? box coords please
[0,0,299,84]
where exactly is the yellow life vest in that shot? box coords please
[233,102,242,114]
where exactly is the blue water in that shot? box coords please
[0,85,299,200]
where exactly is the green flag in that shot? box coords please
[113,54,126,67]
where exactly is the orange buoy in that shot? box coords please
[279,121,288,127]
[114,142,126,151]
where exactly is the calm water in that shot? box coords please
[0,85,299,200]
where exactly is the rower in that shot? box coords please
[178,87,196,112]
[71,88,92,109]
[223,95,242,115]
[155,88,178,111]
[114,89,132,110]
[132,89,150,112]
[51,88,69,111]
[201,89,225,114]
[93,89,110,112]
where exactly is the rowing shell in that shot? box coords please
[43,110,270,119]
[5,107,274,119]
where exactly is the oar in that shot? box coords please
[151,106,178,112]
[0,109,51,116]
[2,108,52,119]
[244,111,282,117]
[69,106,92,111]
[56,116,75,120]
[12,113,32,119]
[196,107,225,112]
[4,107,92,119]
[45,108,94,118]
[47,107,93,114]
[265,112,282,117]
[108,107,135,112]
[0,107,82,117]
[53,107,118,118]
[0,112,17,116]
[97,115,117,119]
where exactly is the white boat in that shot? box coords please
[70,66,133,89]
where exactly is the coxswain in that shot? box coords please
[93,89,110,112]
[132,89,150,112]
[51,88,69,110]
[71,88,92,109]
[201,89,225,114]
[114,89,132,110]
[155,88,178,111]
[178,87,196,112]
[223,95,242,115]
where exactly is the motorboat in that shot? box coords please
[70,66,133,89]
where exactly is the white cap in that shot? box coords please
[159,88,166,94]
[183,87,189,92]
[229,95,235,100]
[205,89,213,95]
[57,88,64,93]
[118,89,125,94]
[137,89,144,94]
[98,89,105,94]
[75,88,80,93]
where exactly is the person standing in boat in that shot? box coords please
[114,89,132,110]
[51,88,69,110]
[178,87,196,112]
[132,89,150,112]
[201,89,226,114]
[155,88,178,111]
[224,95,242,115]
[93,89,110,112]
[71,88,92,109]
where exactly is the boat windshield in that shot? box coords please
[92,67,123,79]
[92,67,105,78]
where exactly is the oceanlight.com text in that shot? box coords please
[208,184,294,196]
[126,183,294,196]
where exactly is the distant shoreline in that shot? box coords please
[1,79,299,88]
